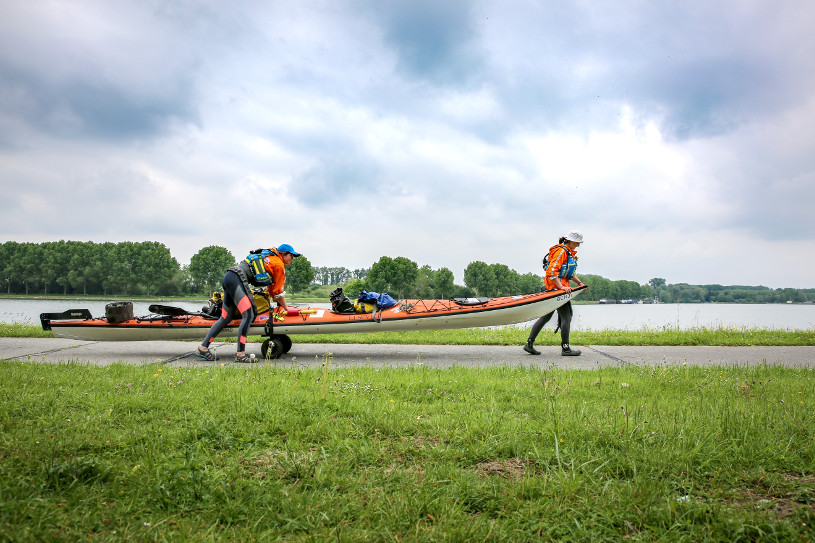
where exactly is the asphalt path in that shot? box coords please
[2,338,814,369]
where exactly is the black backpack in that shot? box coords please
[329,287,356,314]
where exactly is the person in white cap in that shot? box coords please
[524,230,586,356]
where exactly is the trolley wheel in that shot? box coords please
[261,337,284,359]
[276,334,293,353]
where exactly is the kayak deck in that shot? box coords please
[41,286,586,342]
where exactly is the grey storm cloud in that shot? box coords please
[369,0,483,85]
[291,154,383,206]
[1,65,199,141]
[2,0,814,287]
[403,1,815,142]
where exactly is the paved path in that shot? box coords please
[2,338,814,369]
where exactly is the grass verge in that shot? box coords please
[3,322,815,345]
[284,325,815,346]
[1,361,813,541]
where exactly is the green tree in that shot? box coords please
[53,240,76,294]
[313,266,352,285]
[450,284,476,298]
[157,266,194,297]
[367,256,418,298]
[17,243,43,295]
[415,265,436,298]
[517,272,543,294]
[107,242,139,295]
[91,242,116,296]
[491,263,519,296]
[615,280,642,301]
[41,240,70,294]
[67,241,95,295]
[188,246,235,294]
[364,257,393,294]
[343,278,366,299]
[649,277,666,300]
[391,257,419,298]
[464,261,496,297]
[657,286,673,303]
[286,255,315,293]
[584,275,618,301]
[137,241,179,297]
[432,267,455,299]
[0,241,20,294]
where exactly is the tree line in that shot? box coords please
[2,241,812,303]
[0,241,323,297]
[1,241,180,296]
[645,279,814,304]
[311,267,369,286]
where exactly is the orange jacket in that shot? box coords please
[544,244,578,291]
[260,248,286,298]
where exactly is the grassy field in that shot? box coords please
[1,361,813,541]
[3,321,814,346]
[284,326,815,347]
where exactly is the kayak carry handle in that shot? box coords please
[39,309,93,331]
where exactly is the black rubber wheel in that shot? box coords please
[261,337,284,359]
[276,334,293,353]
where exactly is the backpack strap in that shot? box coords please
[543,245,568,271]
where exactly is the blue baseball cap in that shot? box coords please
[277,244,301,256]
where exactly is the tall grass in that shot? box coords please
[1,361,813,541]
[0,322,53,338]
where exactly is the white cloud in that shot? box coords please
[1,0,814,290]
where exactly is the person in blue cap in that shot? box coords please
[197,244,301,363]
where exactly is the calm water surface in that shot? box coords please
[2,298,814,330]
[565,303,815,331]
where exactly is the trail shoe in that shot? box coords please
[561,344,581,356]
[523,342,541,355]
[195,346,215,361]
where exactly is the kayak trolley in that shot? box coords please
[261,319,292,359]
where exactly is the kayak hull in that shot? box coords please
[43,287,586,342]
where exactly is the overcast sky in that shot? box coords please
[2,0,814,289]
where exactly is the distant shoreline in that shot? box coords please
[0,294,207,303]
[1,294,812,305]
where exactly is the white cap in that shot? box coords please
[564,230,584,243]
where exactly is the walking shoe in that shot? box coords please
[561,348,581,356]
[523,343,541,355]
[195,346,215,361]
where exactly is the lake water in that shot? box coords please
[3,298,815,331]
[566,302,815,331]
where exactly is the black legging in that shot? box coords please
[527,301,573,349]
[202,270,256,353]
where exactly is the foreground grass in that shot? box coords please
[3,322,815,345]
[1,362,813,541]
[287,325,815,347]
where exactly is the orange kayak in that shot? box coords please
[40,286,586,358]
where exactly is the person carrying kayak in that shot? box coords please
[524,230,586,356]
[196,244,301,363]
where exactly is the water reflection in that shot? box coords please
[2,298,813,330]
